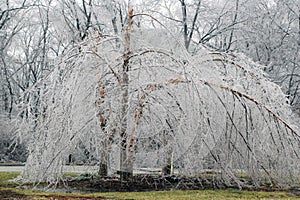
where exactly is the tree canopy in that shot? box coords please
[16,10,300,188]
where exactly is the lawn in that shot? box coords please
[0,172,299,199]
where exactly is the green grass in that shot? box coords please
[97,190,298,200]
[0,172,299,199]
[1,188,298,200]
[0,171,20,186]
[62,172,79,178]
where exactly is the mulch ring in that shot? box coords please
[64,174,229,192]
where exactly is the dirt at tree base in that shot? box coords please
[64,174,243,192]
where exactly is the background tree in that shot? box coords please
[0,0,39,162]
[236,0,300,113]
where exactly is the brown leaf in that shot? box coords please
[100,89,105,97]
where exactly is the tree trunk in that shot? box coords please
[180,0,189,50]
[97,81,109,177]
[119,8,134,181]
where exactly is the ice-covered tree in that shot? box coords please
[16,8,300,188]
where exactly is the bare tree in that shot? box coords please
[234,0,300,112]
[0,0,35,117]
